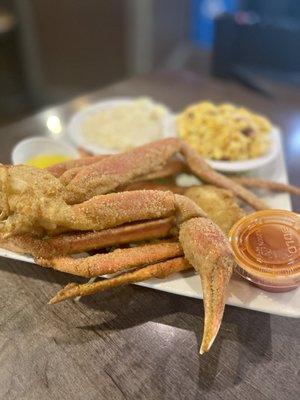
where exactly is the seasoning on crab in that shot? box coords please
[176,102,272,161]
[1,137,300,355]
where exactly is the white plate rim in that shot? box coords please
[1,130,299,319]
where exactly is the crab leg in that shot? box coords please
[180,142,268,210]
[68,190,176,231]
[64,138,268,209]
[49,257,190,304]
[0,178,190,236]
[57,155,183,187]
[77,148,94,158]
[70,190,200,231]
[59,166,85,186]
[64,139,180,204]
[137,159,185,181]
[47,155,108,178]
[37,241,183,277]
[0,165,235,353]
[179,217,234,354]
[65,192,203,232]
[48,193,233,353]
[231,176,300,196]
[123,181,185,194]
[1,218,175,258]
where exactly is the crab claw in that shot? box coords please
[179,217,235,354]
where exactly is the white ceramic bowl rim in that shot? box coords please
[163,113,281,173]
[206,127,281,172]
[67,97,173,155]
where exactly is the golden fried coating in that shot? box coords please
[49,257,190,304]
[184,185,245,235]
[47,155,108,178]
[122,180,185,194]
[179,217,234,354]
[231,176,300,196]
[180,141,268,210]
[64,139,180,204]
[137,160,185,181]
[1,218,175,258]
[61,138,267,210]
[37,241,183,277]
[0,138,269,355]
[0,165,177,237]
[0,165,70,236]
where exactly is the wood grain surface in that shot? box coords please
[0,70,299,400]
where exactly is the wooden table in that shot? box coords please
[0,71,299,400]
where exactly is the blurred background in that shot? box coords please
[0,0,299,126]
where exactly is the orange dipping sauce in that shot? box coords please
[229,210,300,292]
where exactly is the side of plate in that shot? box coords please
[1,120,297,318]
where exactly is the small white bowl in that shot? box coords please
[12,136,79,165]
[163,114,281,173]
[67,97,173,155]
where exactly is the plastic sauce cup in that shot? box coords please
[12,137,79,166]
[229,210,300,292]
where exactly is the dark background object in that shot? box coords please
[0,0,189,126]
[241,0,300,19]
[212,0,300,87]
[1,0,300,125]
[0,1,29,124]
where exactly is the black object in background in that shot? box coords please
[241,0,300,20]
[212,2,300,92]
[0,3,29,123]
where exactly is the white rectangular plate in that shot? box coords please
[0,137,299,318]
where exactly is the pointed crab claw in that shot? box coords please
[179,217,235,354]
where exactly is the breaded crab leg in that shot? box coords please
[1,218,174,258]
[123,181,185,194]
[0,164,235,352]
[179,142,268,211]
[49,257,190,304]
[50,193,234,354]
[231,176,300,196]
[68,191,177,231]
[64,139,180,203]
[63,138,268,210]
[47,155,108,178]
[37,241,183,277]
[48,155,183,188]
[0,165,196,236]
[0,167,177,236]
[49,210,235,354]
[180,218,233,354]
[137,159,185,181]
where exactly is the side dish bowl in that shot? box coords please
[12,136,79,165]
[163,114,281,173]
[67,97,172,155]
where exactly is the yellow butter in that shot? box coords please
[25,154,70,168]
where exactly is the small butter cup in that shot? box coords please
[12,137,79,165]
